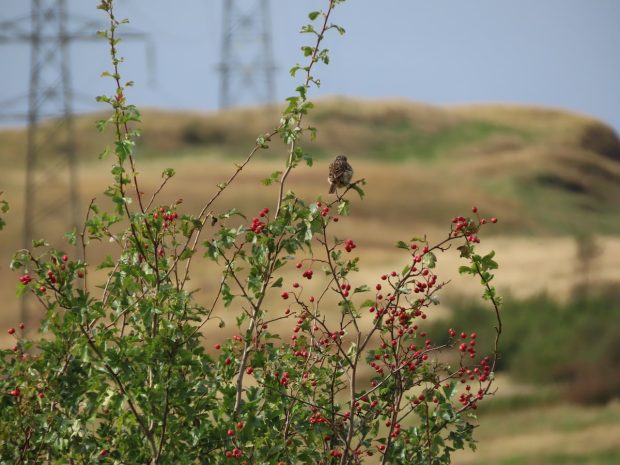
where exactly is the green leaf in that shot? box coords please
[337,200,350,216]
[16,282,28,297]
[332,24,346,35]
[179,248,195,260]
[350,183,365,199]
[219,208,247,220]
[222,282,234,307]
[97,256,115,269]
[457,245,472,258]
[458,265,474,275]
[303,152,313,166]
[0,198,9,213]
[262,170,282,186]
[203,241,220,261]
[353,285,370,294]
[65,230,77,246]
[396,240,409,250]
[308,11,321,20]
[422,251,437,269]
[271,277,283,288]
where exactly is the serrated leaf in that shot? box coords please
[458,265,474,275]
[179,248,195,260]
[97,256,115,269]
[219,208,247,220]
[1,198,10,213]
[350,183,365,199]
[65,230,77,246]
[222,282,234,307]
[353,285,370,294]
[261,170,282,186]
[457,245,471,258]
[422,251,437,269]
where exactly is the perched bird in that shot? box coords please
[328,155,354,194]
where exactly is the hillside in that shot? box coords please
[1,98,619,236]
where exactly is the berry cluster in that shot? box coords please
[343,238,356,252]
[250,208,269,234]
[152,206,179,228]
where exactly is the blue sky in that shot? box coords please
[1,0,619,131]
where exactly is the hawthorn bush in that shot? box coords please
[0,1,502,464]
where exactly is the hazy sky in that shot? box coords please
[1,0,619,131]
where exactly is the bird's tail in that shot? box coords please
[329,183,336,194]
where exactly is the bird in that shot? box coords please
[328,155,353,194]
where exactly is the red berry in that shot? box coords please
[281,292,289,300]
[8,328,15,335]
[227,429,234,436]
[19,322,25,330]
[491,217,498,223]
[472,206,478,213]
[62,254,68,262]
[214,344,221,350]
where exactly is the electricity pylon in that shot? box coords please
[219,0,276,108]
[0,0,147,324]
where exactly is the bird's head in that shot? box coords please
[336,155,347,162]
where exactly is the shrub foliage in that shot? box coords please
[1,1,502,464]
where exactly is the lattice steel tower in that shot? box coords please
[219,0,276,108]
[0,0,82,250]
[0,0,146,323]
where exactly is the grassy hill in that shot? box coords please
[1,98,619,236]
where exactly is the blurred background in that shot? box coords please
[1,1,620,464]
